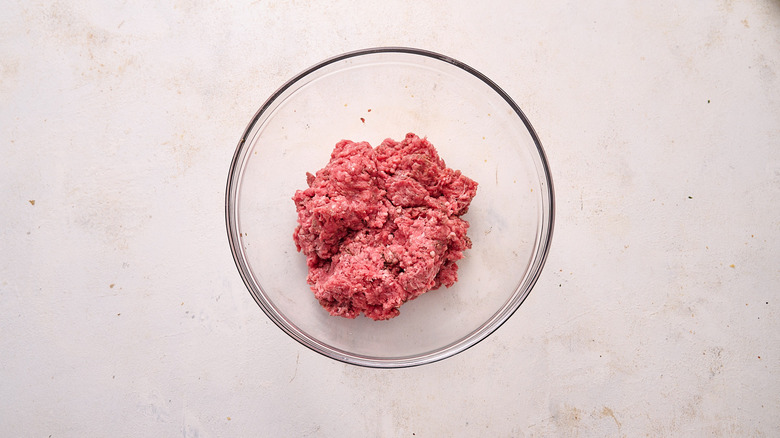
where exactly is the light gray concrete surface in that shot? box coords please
[1,1,778,436]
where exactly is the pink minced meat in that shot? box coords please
[293,133,478,320]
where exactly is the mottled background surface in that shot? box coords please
[2,1,779,436]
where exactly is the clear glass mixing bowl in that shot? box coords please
[226,47,554,368]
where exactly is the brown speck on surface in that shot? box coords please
[730,264,735,268]
[367,109,371,112]
[360,117,365,123]
[117,313,120,316]
[227,417,231,421]
[742,18,750,27]
[28,200,35,205]
[344,103,348,107]
[109,284,115,288]
[758,356,761,359]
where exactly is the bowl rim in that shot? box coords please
[225,46,555,368]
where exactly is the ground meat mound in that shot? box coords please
[292,133,478,320]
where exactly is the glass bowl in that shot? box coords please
[225,47,554,368]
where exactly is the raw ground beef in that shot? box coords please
[293,133,478,320]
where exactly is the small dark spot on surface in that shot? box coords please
[758,356,761,359]
[367,109,372,112]
[117,313,120,316]
[360,117,365,123]
[29,200,35,205]
[109,284,115,288]
[688,196,693,199]
[227,417,231,421]
[707,99,710,103]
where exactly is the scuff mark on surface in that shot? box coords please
[601,406,621,430]
[289,352,299,383]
